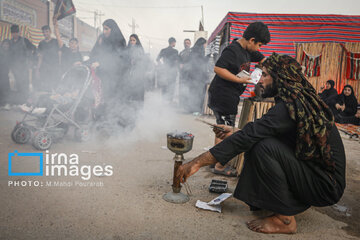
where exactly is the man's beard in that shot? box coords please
[260,82,278,98]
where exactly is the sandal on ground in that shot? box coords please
[212,165,237,177]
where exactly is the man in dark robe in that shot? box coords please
[177,53,346,234]
[9,24,36,103]
[178,38,192,111]
[156,37,179,102]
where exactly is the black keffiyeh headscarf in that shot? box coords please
[263,53,335,172]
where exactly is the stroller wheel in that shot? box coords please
[32,131,52,150]
[12,125,32,144]
[75,126,90,142]
[11,124,20,142]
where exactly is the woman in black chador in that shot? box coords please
[90,19,126,103]
[185,37,209,113]
[319,79,338,109]
[333,84,358,122]
[125,34,146,102]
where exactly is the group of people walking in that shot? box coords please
[156,36,210,113]
[0,19,153,113]
[0,18,212,117]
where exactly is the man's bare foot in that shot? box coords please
[246,214,297,234]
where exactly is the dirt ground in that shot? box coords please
[0,105,359,240]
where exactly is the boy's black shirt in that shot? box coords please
[157,46,179,67]
[38,38,59,68]
[208,39,264,114]
[60,45,82,73]
[10,37,35,66]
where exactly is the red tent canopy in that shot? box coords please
[208,12,360,98]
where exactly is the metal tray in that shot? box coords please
[209,179,228,193]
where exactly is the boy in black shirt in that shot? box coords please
[53,18,82,74]
[208,22,270,176]
[36,25,60,92]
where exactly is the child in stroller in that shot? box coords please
[12,65,94,150]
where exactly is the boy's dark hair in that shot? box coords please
[243,22,270,44]
[10,24,19,33]
[168,37,176,44]
[70,38,78,43]
[41,25,51,31]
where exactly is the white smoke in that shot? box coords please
[94,90,181,148]
[130,91,179,142]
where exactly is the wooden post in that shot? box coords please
[202,83,213,115]
[233,99,275,176]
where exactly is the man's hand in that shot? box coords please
[213,124,237,140]
[176,162,201,183]
[175,152,217,183]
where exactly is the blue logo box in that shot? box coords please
[8,150,43,176]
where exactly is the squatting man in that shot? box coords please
[177,53,346,234]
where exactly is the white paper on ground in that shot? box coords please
[195,193,232,213]
[207,193,232,205]
[196,200,222,213]
[250,68,262,84]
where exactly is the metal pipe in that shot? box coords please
[172,154,183,193]
[163,132,193,204]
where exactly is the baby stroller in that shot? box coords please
[11,65,95,150]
